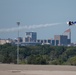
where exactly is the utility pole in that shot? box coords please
[17,22,20,64]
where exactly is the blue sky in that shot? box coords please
[0,0,76,42]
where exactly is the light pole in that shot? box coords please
[17,22,20,64]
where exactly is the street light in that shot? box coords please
[17,22,20,64]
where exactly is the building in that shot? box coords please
[54,35,70,46]
[0,39,12,45]
[63,29,71,45]
[0,29,71,46]
[25,32,37,42]
[20,42,41,46]
[18,37,23,42]
[37,39,59,46]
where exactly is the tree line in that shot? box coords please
[0,43,76,65]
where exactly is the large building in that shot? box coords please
[25,32,37,42]
[63,28,71,45]
[54,35,67,46]
[54,35,70,46]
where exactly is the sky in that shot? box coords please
[0,0,76,43]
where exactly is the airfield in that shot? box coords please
[0,64,76,75]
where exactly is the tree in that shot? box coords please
[67,56,76,65]
[27,55,48,64]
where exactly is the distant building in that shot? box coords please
[18,37,23,42]
[63,29,71,45]
[55,40,59,46]
[14,37,23,44]
[47,39,51,44]
[54,35,70,46]
[37,39,59,46]
[20,42,41,46]
[0,39,12,45]
[25,32,37,42]
[0,29,72,46]
[37,39,41,43]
